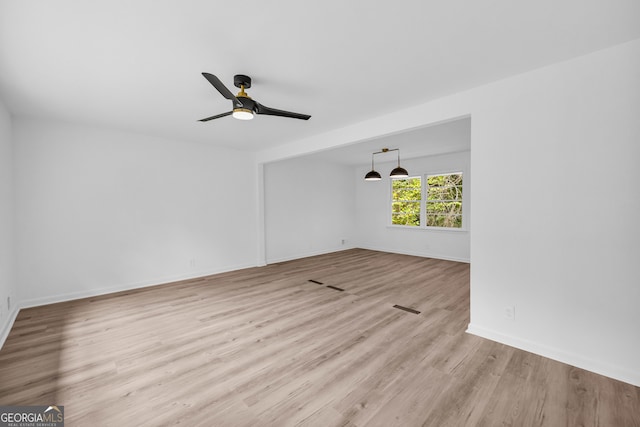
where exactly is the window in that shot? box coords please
[426,173,463,228]
[391,177,421,226]
[390,172,464,229]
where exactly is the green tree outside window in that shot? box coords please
[426,173,463,228]
[391,177,421,226]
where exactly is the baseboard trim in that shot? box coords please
[20,262,258,309]
[0,305,20,351]
[266,246,469,265]
[466,323,640,388]
[266,246,355,265]
[356,244,470,263]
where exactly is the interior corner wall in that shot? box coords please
[354,151,470,262]
[0,97,17,347]
[13,118,259,307]
[468,38,640,386]
[256,38,640,387]
[264,157,355,263]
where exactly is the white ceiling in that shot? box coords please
[0,1,638,153]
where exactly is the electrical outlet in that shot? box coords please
[341,239,346,245]
[189,258,196,269]
[504,305,515,321]
[8,296,11,310]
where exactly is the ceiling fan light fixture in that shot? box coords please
[232,108,255,120]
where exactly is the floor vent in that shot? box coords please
[326,285,344,292]
[393,305,420,315]
[308,279,324,285]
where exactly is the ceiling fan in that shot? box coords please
[199,73,311,122]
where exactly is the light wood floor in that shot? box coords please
[1,249,638,426]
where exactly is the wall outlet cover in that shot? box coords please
[504,306,515,320]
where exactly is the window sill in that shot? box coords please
[386,225,468,233]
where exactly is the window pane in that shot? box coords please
[428,186,460,200]
[426,201,462,215]
[426,214,462,228]
[427,173,462,187]
[426,173,463,228]
[391,177,421,226]
[393,188,421,201]
[392,213,420,226]
[392,177,421,190]
[392,201,420,214]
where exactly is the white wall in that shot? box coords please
[258,38,640,386]
[264,157,355,263]
[467,39,640,386]
[0,98,17,347]
[355,151,470,262]
[14,119,259,306]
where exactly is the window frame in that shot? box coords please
[425,171,463,230]
[388,170,466,231]
[389,175,422,227]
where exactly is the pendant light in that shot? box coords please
[390,150,408,178]
[364,153,382,181]
[363,148,408,181]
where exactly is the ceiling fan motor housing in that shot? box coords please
[236,97,256,112]
[234,74,252,89]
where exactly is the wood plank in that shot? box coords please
[0,249,637,426]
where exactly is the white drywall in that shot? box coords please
[264,157,355,263]
[0,98,17,347]
[13,119,259,306]
[355,151,470,262]
[467,39,640,386]
[258,39,640,386]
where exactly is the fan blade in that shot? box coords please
[198,111,232,122]
[255,102,311,120]
[202,73,243,107]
